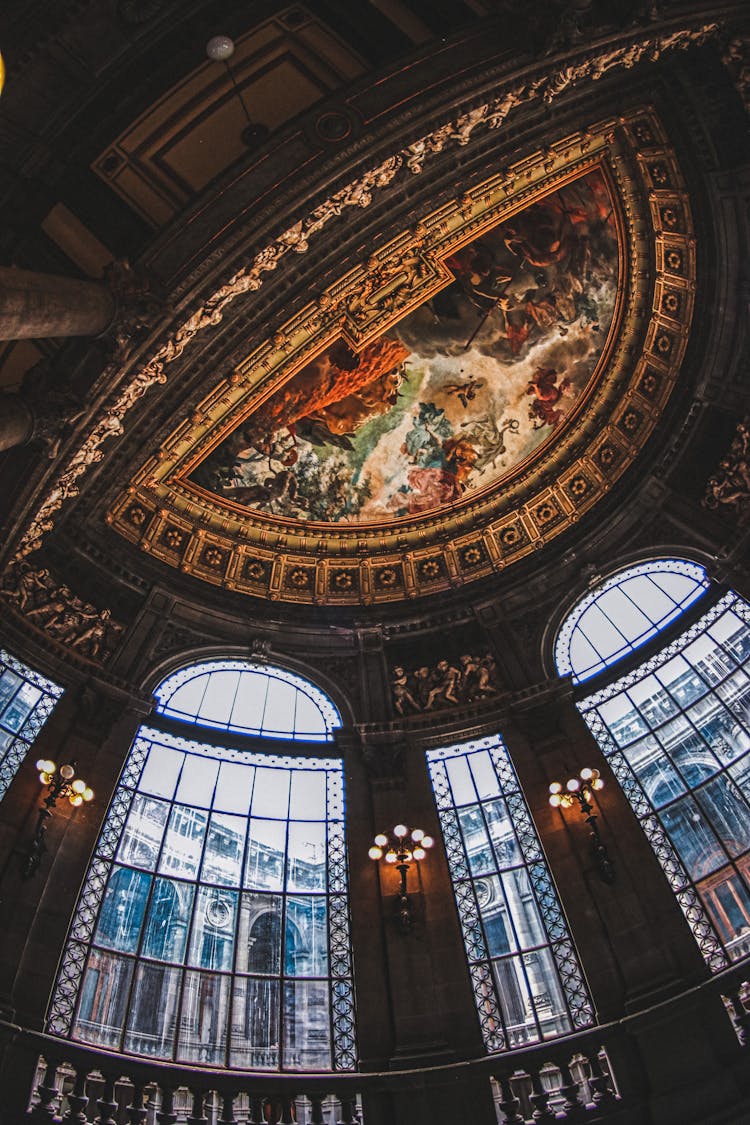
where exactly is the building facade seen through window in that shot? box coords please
[47,662,355,1071]
[426,735,594,1053]
[563,561,750,971]
[0,648,62,802]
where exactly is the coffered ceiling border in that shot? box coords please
[12,20,713,585]
[105,106,695,605]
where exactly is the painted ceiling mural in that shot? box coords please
[189,170,618,525]
[107,110,695,604]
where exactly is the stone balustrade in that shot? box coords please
[5,957,750,1125]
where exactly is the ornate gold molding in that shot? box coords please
[106,107,695,605]
[13,20,714,585]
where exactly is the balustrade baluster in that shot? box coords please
[337,1097,358,1124]
[30,1060,60,1122]
[94,1076,118,1125]
[557,1062,585,1120]
[62,1069,89,1123]
[219,1092,238,1124]
[155,1087,177,1125]
[248,1095,265,1124]
[495,1075,526,1125]
[528,1069,556,1124]
[588,1052,616,1107]
[277,1096,296,1125]
[309,1095,325,1125]
[187,1089,208,1125]
[125,1083,148,1124]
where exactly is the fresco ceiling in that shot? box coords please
[189,169,619,525]
[109,109,696,605]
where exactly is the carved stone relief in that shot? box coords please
[0,562,124,662]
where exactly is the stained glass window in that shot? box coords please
[154,660,341,742]
[48,663,356,1072]
[0,648,62,802]
[578,590,750,972]
[555,560,709,684]
[426,735,594,1052]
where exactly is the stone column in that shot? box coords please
[0,265,115,340]
[0,394,34,451]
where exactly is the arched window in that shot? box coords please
[0,648,62,802]
[154,660,341,741]
[48,661,356,1072]
[555,559,709,684]
[426,735,594,1052]
[558,562,750,971]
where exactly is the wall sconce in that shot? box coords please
[369,825,434,933]
[21,760,94,879]
[549,768,615,884]
[205,36,269,148]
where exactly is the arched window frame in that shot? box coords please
[557,563,750,973]
[0,648,62,802]
[554,559,710,685]
[153,659,342,741]
[48,660,356,1072]
[426,734,594,1052]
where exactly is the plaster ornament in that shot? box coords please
[12,20,718,563]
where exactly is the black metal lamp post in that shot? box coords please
[21,759,94,879]
[369,824,434,932]
[549,767,615,884]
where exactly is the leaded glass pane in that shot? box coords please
[49,720,356,1070]
[94,867,151,953]
[178,969,231,1065]
[0,649,62,803]
[427,735,594,1053]
[236,894,282,973]
[282,980,331,1069]
[231,976,280,1069]
[73,949,134,1048]
[141,878,194,962]
[159,805,207,879]
[579,589,750,971]
[124,962,181,1057]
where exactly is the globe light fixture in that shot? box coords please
[22,760,94,878]
[548,767,614,883]
[369,825,434,932]
[205,34,269,148]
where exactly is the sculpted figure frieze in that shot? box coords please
[391,653,499,714]
[1,563,124,662]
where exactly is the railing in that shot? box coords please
[0,1022,630,1125]
[5,958,750,1125]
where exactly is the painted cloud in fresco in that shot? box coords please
[189,169,619,524]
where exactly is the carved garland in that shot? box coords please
[106,105,695,604]
[15,19,717,570]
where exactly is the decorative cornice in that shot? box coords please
[12,20,715,598]
[104,107,695,604]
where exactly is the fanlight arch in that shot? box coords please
[555,559,710,684]
[153,659,342,742]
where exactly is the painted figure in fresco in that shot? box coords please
[459,415,520,473]
[527,367,572,429]
[190,169,619,524]
[443,376,486,408]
